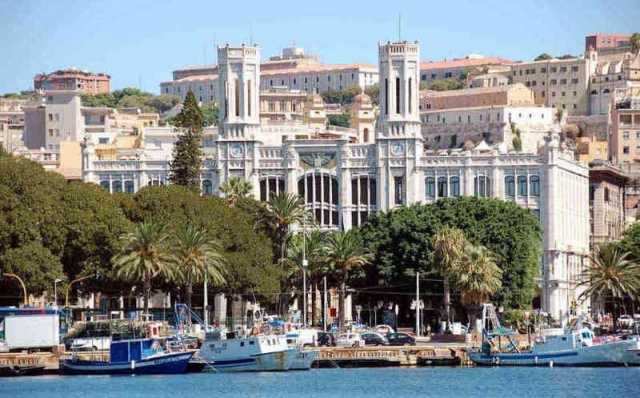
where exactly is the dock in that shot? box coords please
[314,345,469,368]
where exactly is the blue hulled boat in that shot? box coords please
[61,338,193,375]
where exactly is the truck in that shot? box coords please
[0,307,60,351]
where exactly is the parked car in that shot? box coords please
[361,332,389,346]
[387,332,415,346]
[374,324,395,336]
[317,332,336,347]
[336,333,365,348]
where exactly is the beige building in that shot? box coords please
[419,55,512,82]
[259,88,307,122]
[510,53,596,116]
[420,83,535,110]
[589,52,640,115]
[609,87,640,164]
[576,135,608,164]
[0,98,32,152]
[589,162,628,246]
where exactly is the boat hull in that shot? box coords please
[287,349,318,370]
[209,349,293,372]
[60,352,193,375]
[469,340,636,367]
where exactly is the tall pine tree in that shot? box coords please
[170,91,204,189]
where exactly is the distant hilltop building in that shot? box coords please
[160,46,378,103]
[419,55,513,83]
[586,33,633,60]
[34,68,110,95]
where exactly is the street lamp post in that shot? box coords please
[302,218,307,327]
[54,278,63,307]
[3,273,28,306]
[66,275,91,307]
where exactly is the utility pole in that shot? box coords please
[302,219,307,327]
[323,275,327,332]
[203,273,209,330]
[416,272,420,337]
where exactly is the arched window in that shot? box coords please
[112,180,122,193]
[425,177,436,199]
[363,128,369,143]
[590,90,597,95]
[100,180,110,191]
[504,175,515,198]
[450,176,460,197]
[474,176,491,198]
[298,172,339,227]
[124,180,135,193]
[202,179,213,196]
[517,175,528,197]
[437,176,448,198]
[260,176,285,201]
[603,88,610,94]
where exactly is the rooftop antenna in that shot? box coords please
[203,42,207,65]
[249,23,253,46]
[398,13,402,42]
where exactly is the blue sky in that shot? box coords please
[1,0,639,94]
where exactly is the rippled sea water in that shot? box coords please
[1,367,639,398]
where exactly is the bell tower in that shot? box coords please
[217,44,260,140]
[375,41,424,209]
[215,44,261,197]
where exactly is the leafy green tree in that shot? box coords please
[432,227,467,328]
[456,244,502,329]
[327,113,351,128]
[113,221,176,314]
[620,222,640,262]
[201,102,219,126]
[324,230,372,328]
[578,243,640,327]
[0,242,64,299]
[219,177,252,205]
[169,91,203,189]
[423,78,465,91]
[360,197,542,310]
[173,224,226,308]
[321,85,362,105]
[534,53,553,61]
[632,33,640,53]
[148,94,181,114]
[558,54,576,60]
[364,84,379,105]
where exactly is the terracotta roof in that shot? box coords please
[421,83,526,98]
[260,64,377,76]
[420,57,512,71]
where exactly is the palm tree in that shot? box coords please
[578,243,640,328]
[287,230,326,325]
[432,227,467,330]
[173,224,227,309]
[264,192,308,316]
[324,230,372,329]
[113,221,176,315]
[219,177,252,205]
[456,244,502,329]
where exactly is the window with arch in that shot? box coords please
[530,175,540,197]
[260,176,285,201]
[517,175,528,197]
[450,176,460,197]
[505,175,515,198]
[474,176,491,197]
[363,128,369,143]
[298,171,339,227]
[202,179,213,196]
[425,177,436,199]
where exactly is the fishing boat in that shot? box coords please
[198,331,293,372]
[469,304,638,367]
[284,329,318,370]
[61,338,193,375]
[286,348,318,370]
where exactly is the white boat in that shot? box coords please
[286,348,318,370]
[470,328,637,366]
[199,332,293,372]
[622,339,640,365]
[284,328,319,370]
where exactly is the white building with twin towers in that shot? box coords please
[82,40,590,322]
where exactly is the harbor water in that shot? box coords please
[1,367,639,397]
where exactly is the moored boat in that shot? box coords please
[199,332,293,372]
[61,338,193,375]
